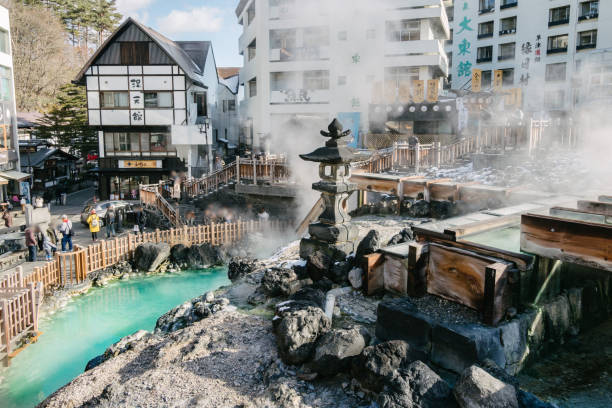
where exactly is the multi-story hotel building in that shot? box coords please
[235,0,451,151]
[449,0,610,116]
[76,18,239,199]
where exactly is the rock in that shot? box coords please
[289,286,326,310]
[407,200,430,218]
[133,243,171,272]
[378,361,454,408]
[543,295,571,344]
[261,268,299,297]
[85,330,151,371]
[154,294,229,333]
[517,390,559,408]
[273,306,331,365]
[204,291,215,302]
[170,243,222,269]
[348,268,363,289]
[387,228,414,246]
[306,251,332,282]
[310,327,368,376]
[453,365,518,408]
[352,340,428,393]
[355,230,380,261]
[227,258,256,281]
[329,260,353,284]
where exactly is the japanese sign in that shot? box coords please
[131,91,144,109]
[455,3,474,79]
[118,160,162,169]
[129,77,143,91]
[412,80,425,103]
[131,109,144,125]
[493,70,503,92]
[426,79,439,103]
[472,69,482,92]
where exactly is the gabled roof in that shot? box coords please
[75,18,208,87]
[220,75,240,95]
[218,67,240,79]
[20,148,78,169]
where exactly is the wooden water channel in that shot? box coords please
[0,219,287,365]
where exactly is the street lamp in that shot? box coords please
[198,117,213,174]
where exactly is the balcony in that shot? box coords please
[548,18,569,27]
[385,40,445,56]
[385,0,450,39]
[269,46,330,62]
[500,1,518,9]
[577,43,597,51]
[477,56,493,63]
[499,28,516,36]
[270,89,330,104]
[498,55,514,61]
[547,47,568,55]
[578,12,599,22]
[479,7,494,15]
[478,32,494,39]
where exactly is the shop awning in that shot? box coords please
[0,170,32,181]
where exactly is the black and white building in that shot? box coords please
[76,18,239,199]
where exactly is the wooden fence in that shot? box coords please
[140,183,182,226]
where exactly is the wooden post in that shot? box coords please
[253,158,257,185]
[29,282,38,333]
[2,299,11,356]
[414,144,420,173]
[236,156,240,185]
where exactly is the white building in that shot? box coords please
[76,19,239,198]
[235,0,451,151]
[0,6,26,201]
[449,0,609,115]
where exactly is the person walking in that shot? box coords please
[2,208,12,228]
[25,226,37,262]
[105,206,116,238]
[20,196,26,213]
[41,229,57,261]
[86,209,101,242]
[116,209,124,234]
[137,207,146,233]
[58,215,73,252]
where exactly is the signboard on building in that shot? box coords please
[338,112,361,148]
[426,79,439,103]
[472,69,482,92]
[493,70,503,92]
[413,80,425,103]
[118,160,162,169]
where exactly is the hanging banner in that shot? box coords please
[426,79,439,102]
[472,69,482,92]
[493,70,503,92]
[398,82,411,104]
[337,112,361,148]
[412,80,425,103]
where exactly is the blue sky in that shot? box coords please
[116,0,243,68]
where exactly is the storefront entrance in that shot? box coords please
[109,175,149,200]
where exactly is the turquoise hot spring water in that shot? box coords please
[0,268,229,408]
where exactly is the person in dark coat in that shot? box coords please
[25,226,38,262]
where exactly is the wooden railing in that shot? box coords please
[140,183,182,227]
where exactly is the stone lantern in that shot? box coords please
[299,119,360,260]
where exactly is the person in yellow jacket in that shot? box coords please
[86,209,101,242]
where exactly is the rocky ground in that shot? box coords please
[39,217,558,408]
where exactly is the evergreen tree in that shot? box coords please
[92,0,121,46]
[37,84,97,159]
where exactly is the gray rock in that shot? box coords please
[261,268,299,297]
[273,306,331,365]
[306,251,332,282]
[85,330,151,371]
[348,268,363,289]
[517,390,559,408]
[204,291,215,302]
[155,295,229,333]
[408,200,430,218]
[387,228,414,247]
[453,365,518,408]
[356,230,380,261]
[310,327,368,376]
[329,260,353,284]
[228,258,256,281]
[378,361,454,408]
[170,243,222,269]
[289,286,326,310]
[352,340,428,393]
[133,243,171,272]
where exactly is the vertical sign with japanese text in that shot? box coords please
[472,69,482,92]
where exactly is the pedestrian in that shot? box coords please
[20,196,26,213]
[36,226,45,252]
[105,205,116,238]
[257,207,270,222]
[137,207,146,233]
[41,229,57,260]
[2,208,12,228]
[116,209,124,233]
[11,194,19,208]
[58,215,73,252]
[25,226,37,262]
[55,189,61,205]
[87,209,101,242]
[186,210,195,226]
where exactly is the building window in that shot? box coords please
[104,132,176,155]
[338,76,347,86]
[479,0,495,14]
[0,66,12,102]
[549,6,570,27]
[448,29,453,45]
[501,68,514,86]
[544,90,565,109]
[100,92,129,109]
[249,77,257,97]
[547,34,568,54]
[303,70,329,90]
[194,92,207,117]
[577,30,597,50]
[477,46,493,63]
[386,20,420,42]
[482,70,492,88]
[338,31,347,41]
[227,100,236,111]
[119,42,149,65]
[304,27,329,47]
[366,29,376,40]
[545,63,567,82]
[478,21,494,39]
[270,29,296,49]
[247,2,256,25]
[144,92,173,108]
[500,0,518,9]
[446,6,454,22]
[499,16,516,35]
[498,42,515,61]
[579,1,599,21]
[247,39,257,61]
[0,30,9,54]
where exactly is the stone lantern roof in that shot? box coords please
[299,119,359,165]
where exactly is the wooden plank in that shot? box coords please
[408,242,428,296]
[549,207,611,225]
[383,256,408,295]
[427,243,510,312]
[577,200,612,216]
[521,213,612,272]
[363,253,385,295]
[483,262,512,326]
[445,214,520,240]
[295,197,324,236]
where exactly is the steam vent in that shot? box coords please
[299,119,360,260]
